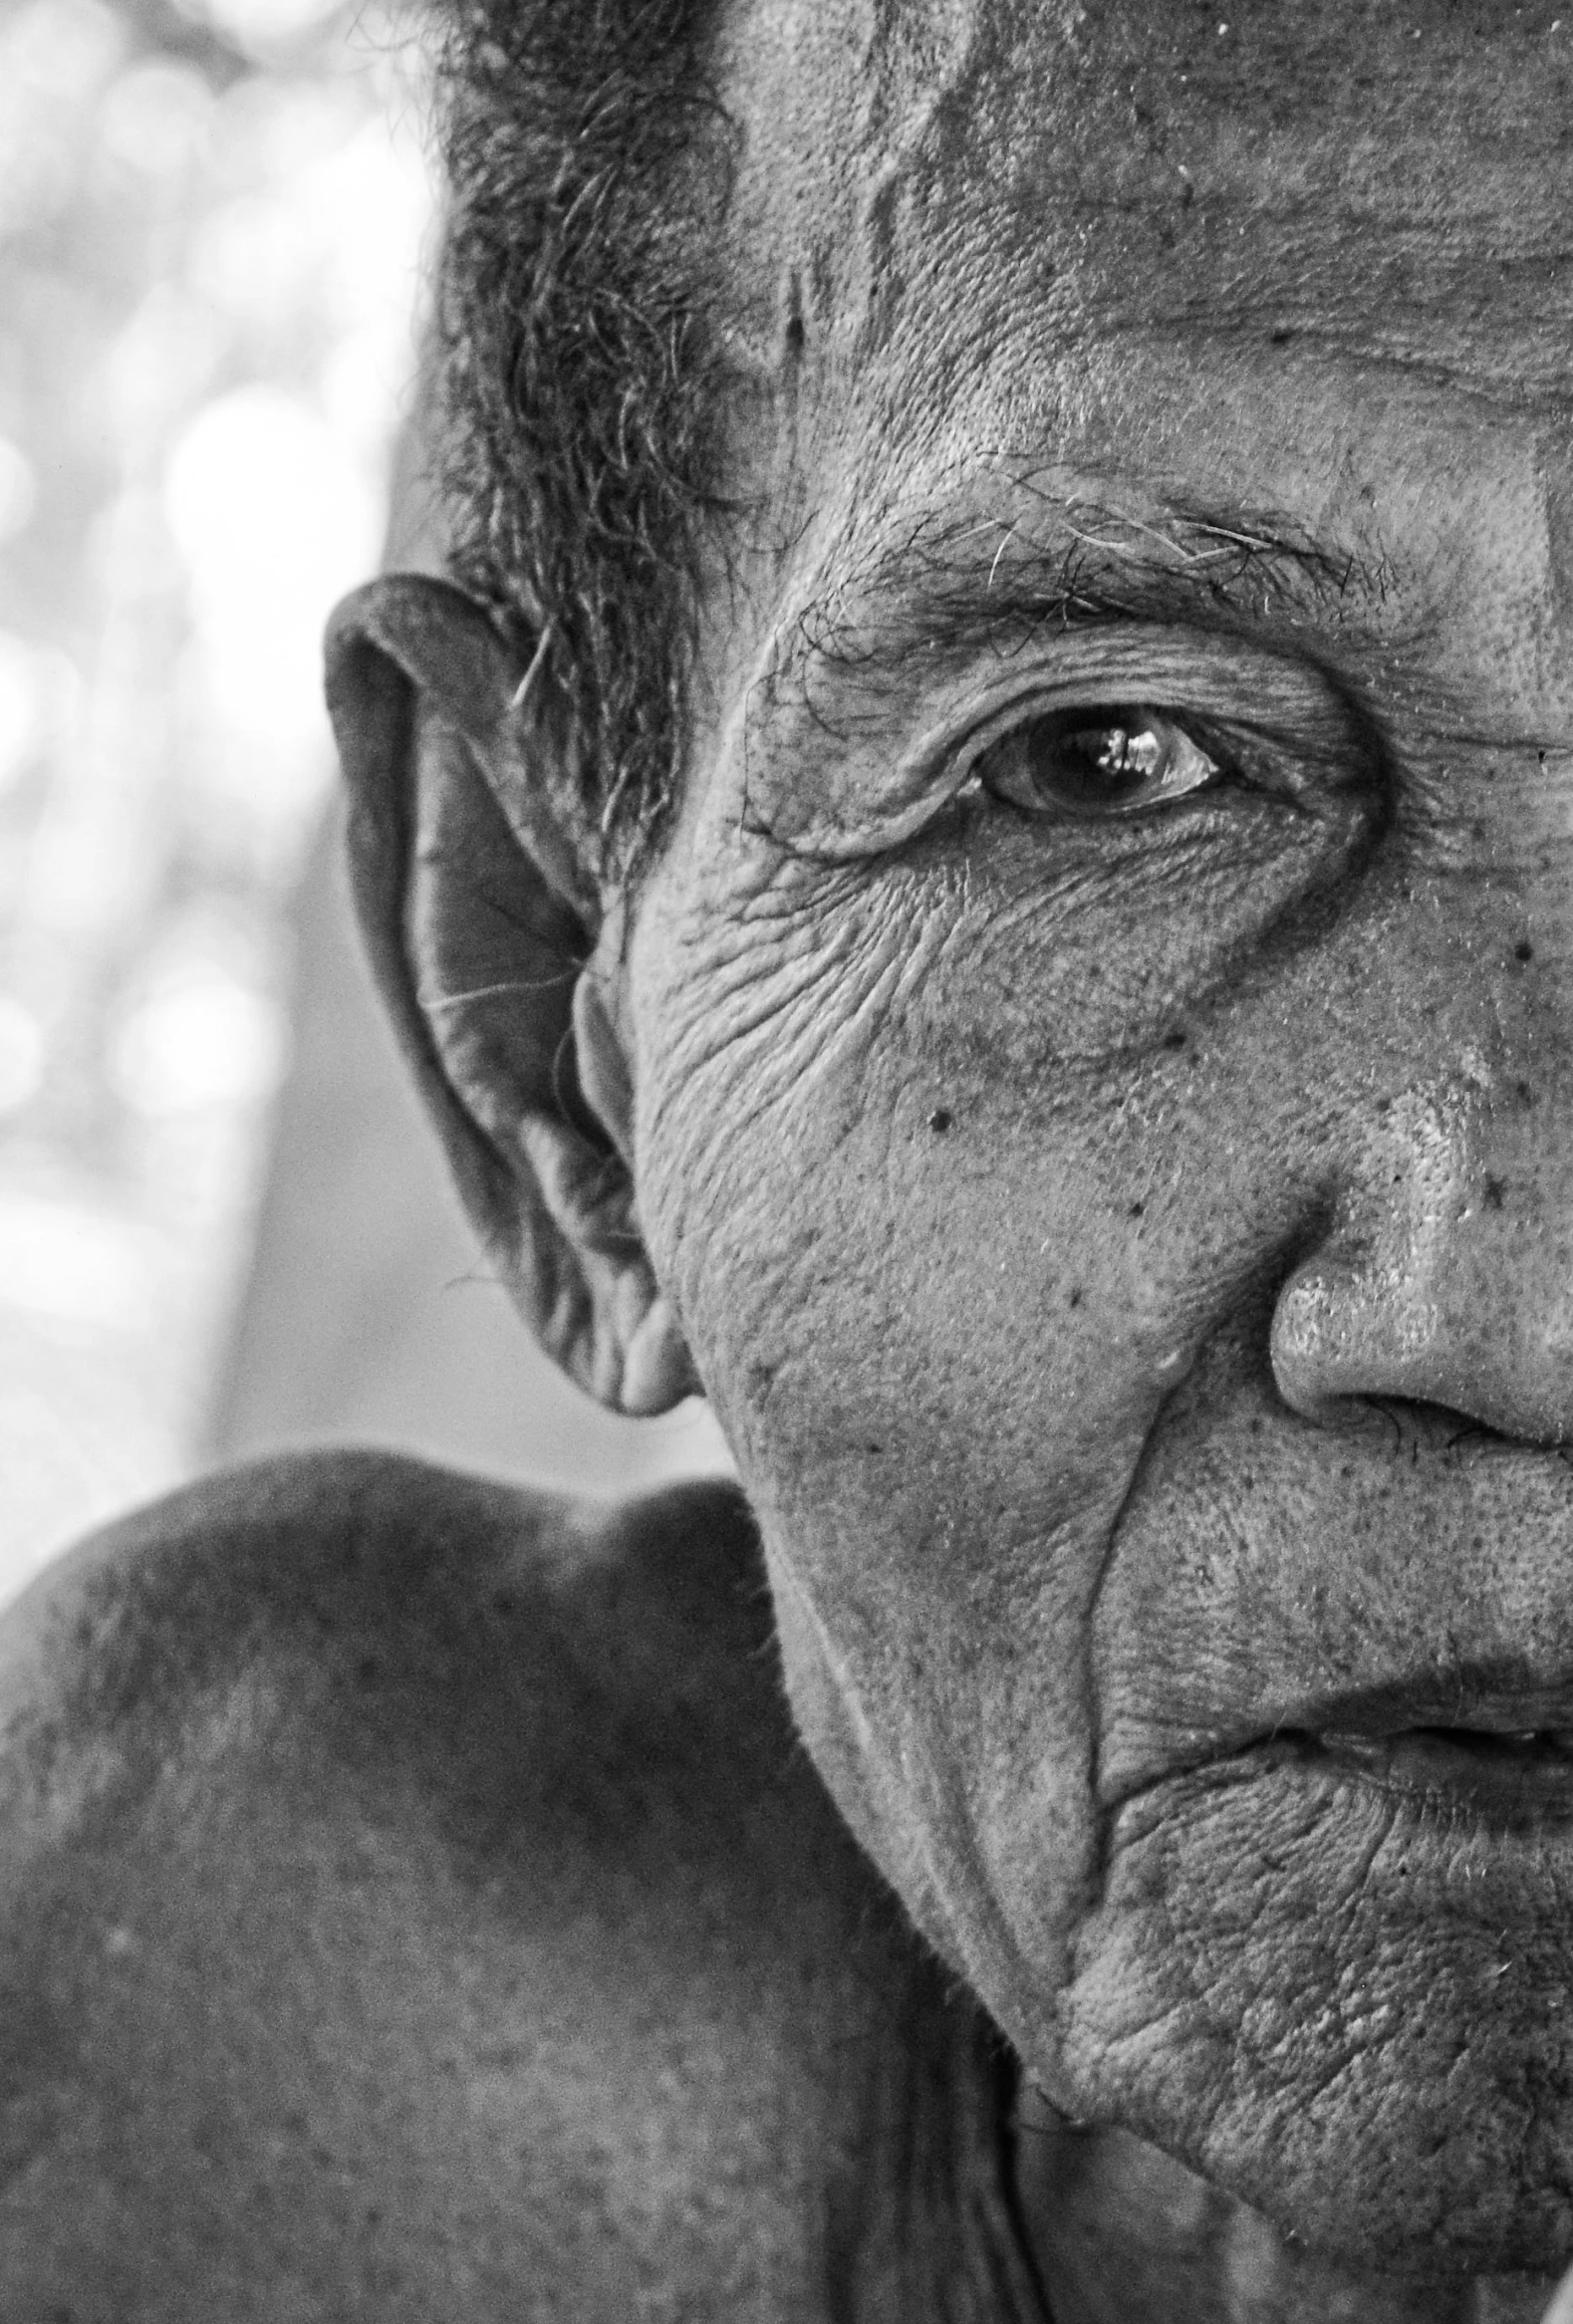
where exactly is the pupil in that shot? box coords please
[1094,726,1163,778]
[1037,714,1165,806]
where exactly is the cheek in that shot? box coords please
[626,845,1332,2030]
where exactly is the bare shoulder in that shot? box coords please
[0,1446,795,1821]
[0,1451,923,2321]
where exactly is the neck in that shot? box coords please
[1010,2089,1557,2324]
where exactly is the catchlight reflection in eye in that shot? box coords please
[978,705,1222,818]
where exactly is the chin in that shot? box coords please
[1027,1749,1573,2274]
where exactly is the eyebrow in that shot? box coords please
[782,490,1387,683]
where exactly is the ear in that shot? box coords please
[323,572,699,1418]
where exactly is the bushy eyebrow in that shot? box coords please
[780,491,1385,683]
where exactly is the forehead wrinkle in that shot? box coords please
[716,3,1573,540]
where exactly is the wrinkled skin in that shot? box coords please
[8,3,1573,2317]
[602,0,1573,2289]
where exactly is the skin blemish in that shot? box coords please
[1515,939,1534,962]
[781,266,806,364]
[1129,1201,1145,1218]
[1163,1029,1187,1050]
[1484,1176,1507,1210]
[927,1107,954,1133]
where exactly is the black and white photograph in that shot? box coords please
[2,2,1573,2316]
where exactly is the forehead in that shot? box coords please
[712,0,1573,721]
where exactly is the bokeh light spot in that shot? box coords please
[0,0,127,233]
[0,999,46,1116]
[112,973,286,1115]
[96,58,213,181]
[165,383,383,766]
[169,0,350,63]
[0,439,39,544]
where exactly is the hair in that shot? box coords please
[429,0,734,880]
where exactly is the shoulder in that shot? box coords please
[0,1449,805,1942]
[1,1442,768,1696]
[0,1451,928,2319]
[0,1446,788,1800]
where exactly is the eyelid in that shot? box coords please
[941,634,1342,767]
[940,663,1373,823]
[740,623,1376,862]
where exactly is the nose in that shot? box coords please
[1270,1081,1573,1446]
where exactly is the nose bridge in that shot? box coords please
[1271,1031,1573,1446]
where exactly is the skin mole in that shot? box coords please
[3,3,1573,2320]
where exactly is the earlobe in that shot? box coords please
[323,573,701,1417]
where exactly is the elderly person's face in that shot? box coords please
[599,0,1573,2275]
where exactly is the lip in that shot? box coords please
[1103,1672,1573,1814]
[1299,1722,1573,1813]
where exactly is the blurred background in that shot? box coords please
[0,0,730,1602]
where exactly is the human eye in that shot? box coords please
[973,704,1226,819]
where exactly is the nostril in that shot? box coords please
[1383,1398,1506,1451]
[1339,1394,1509,1452]
[1271,1254,1573,1452]
[1269,1185,1573,1449]
[1269,1265,1514,1443]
